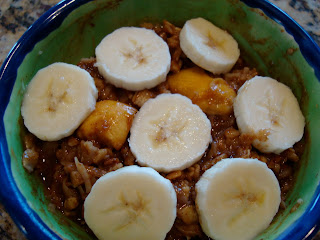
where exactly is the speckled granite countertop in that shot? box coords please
[0,0,320,239]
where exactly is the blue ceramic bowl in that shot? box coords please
[1,0,320,239]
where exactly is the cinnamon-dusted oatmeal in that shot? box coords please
[21,19,305,240]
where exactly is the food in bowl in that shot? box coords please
[20,18,305,240]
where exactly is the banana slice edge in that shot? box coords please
[234,76,305,154]
[84,165,177,240]
[21,62,98,141]
[129,93,212,173]
[196,158,281,240]
[180,17,240,74]
[95,27,171,91]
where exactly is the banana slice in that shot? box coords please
[95,27,171,91]
[196,158,281,240]
[84,165,177,240]
[21,62,98,141]
[129,93,212,172]
[180,17,240,74]
[233,76,305,154]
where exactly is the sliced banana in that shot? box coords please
[21,62,98,141]
[233,76,305,154]
[129,93,212,172]
[84,165,177,240]
[196,158,281,240]
[95,27,171,91]
[180,17,240,74]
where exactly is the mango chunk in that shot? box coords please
[77,100,137,150]
[168,67,236,115]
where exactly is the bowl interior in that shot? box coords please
[3,0,320,239]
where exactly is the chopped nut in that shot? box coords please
[64,197,79,210]
[166,170,182,180]
[132,89,156,107]
[22,149,39,173]
[70,171,84,188]
[177,205,198,224]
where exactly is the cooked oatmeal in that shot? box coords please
[22,20,304,240]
